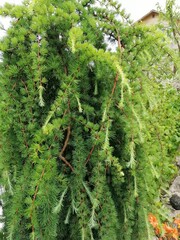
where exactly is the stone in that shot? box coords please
[170,193,180,210]
[169,209,180,218]
[176,156,180,168]
[170,176,180,193]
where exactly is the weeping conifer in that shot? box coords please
[0,0,179,239]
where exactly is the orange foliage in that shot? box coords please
[174,218,180,228]
[148,213,159,228]
[163,223,179,240]
[148,214,180,240]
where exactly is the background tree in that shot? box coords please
[0,0,179,239]
[161,0,180,54]
[158,0,180,84]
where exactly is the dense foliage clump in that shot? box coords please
[0,0,179,239]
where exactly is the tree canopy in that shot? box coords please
[0,0,179,239]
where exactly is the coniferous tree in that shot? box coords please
[161,0,180,54]
[0,0,179,239]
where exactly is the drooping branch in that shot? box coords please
[111,73,119,96]
[59,126,74,172]
[85,73,119,165]
[117,34,122,50]
[85,145,95,165]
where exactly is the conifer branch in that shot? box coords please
[85,145,95,165]
[30,151,52,233]
[117,34,122,50]
[53,187,68,214]
[64,66,68,76]
[86,73,119,165]
[111,73,119,96]
[59,126,74,172]
[21,80,34,121]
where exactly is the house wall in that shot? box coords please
[139,13,159,25]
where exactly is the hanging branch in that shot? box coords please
[111,73,119,95]
[85,145,95,165]
[117,34,122,51]
[58,68,74,171]
[59,126,74,172]
[85,73,119,165]
[30,159,48,235]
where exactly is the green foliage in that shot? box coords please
[158,0,180,51]
[158,0,180,76]
[0,0,179,239]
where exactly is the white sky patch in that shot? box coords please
[0,0,167,20]
[0,0,22,5]
[120,0,166,21]
[0,0,169,41]
[0,0,23,38]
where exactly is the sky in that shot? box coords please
[0,0,167,21]
[0,0,168,39]
[120,0,166,20]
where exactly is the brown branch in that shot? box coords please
[29,143,54,234]
[169,12,180,55]
[85,145,95,165]
[12,83,16,90]
[85,73,119,165]
[64,66,68,76]
[21,80,34,121]
[59,126,74,172]
[30,167,46,234]
[117,35,122,50]
[111,73,119,96]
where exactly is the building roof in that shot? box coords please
[135,10,159,23]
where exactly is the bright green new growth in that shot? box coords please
[0,0,179,239]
